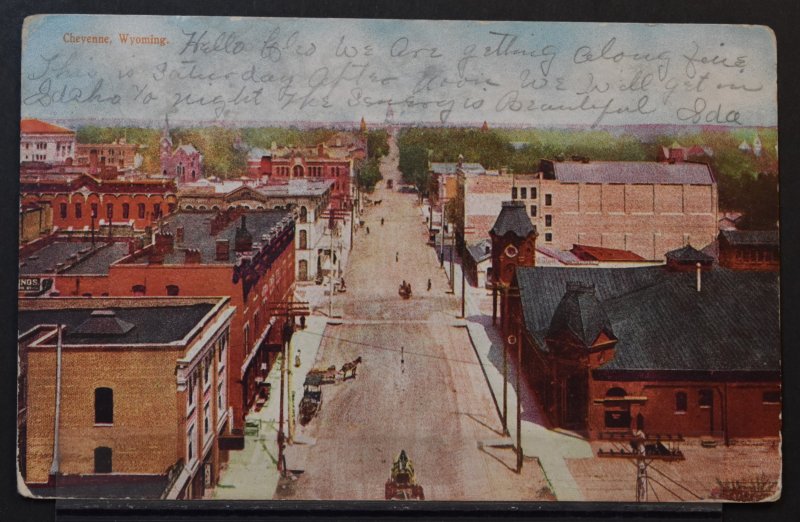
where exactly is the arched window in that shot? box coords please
[293,165,304,178]
[675,391,688,412]
[122,203,130,219]
[603,387,631,429]
[94,447,112,473]
[94,387,113,424]
[132,284,146,296]
[299,230,307,250]
[299,206,308,223]
[298,260,308,281]
[166,285,180,296]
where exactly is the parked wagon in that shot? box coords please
[306,365,338,385]
[298,373,323,425]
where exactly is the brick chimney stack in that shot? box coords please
[184,248,202,264]
[216,239,230,261]
[154,231,174,255]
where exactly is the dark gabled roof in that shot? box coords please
[517,266,780,373]
[466,239,492,264]
[720,229,779,247]
[571,244,646,262]
[665,244,714,263]
[490,201,535,238]
[546,282,614,346]
[18,304,214,345]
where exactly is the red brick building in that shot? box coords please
[246,136,360,205]
[18,209,296,433]
[492,203,781,442]
[160,118,203,184]
[18,296,234,499]
[20,173,177,232]
[76,139,139,170]
[718,230,779,272]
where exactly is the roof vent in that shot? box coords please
[72,310,135,337]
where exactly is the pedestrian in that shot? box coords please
[401,346,405,374]
[396,252,399,262]
[427,278,431,291]
[381,217,384,226]
[366,226,370,234]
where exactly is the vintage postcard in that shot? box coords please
[17,15,779,502]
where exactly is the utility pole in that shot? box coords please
[440,204,445,268]
[516,322,523,473]
[278,325,288,476]
[502,287,508,435]
[460,262,466,319]
[49,325,63,478]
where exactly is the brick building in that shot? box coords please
[76,138,139,170]
[718,230,779,272]
[457,159,718,262]
[491,208,780,442]
[160,119,203,184]
[20,119,76,164]
[18,296,234,499]
[178,178,335,282]
[20,202,53,244]
[246,138,357,205]
[20,173,177,233]
[19,209,297,432]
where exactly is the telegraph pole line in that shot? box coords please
[516,322,523,473]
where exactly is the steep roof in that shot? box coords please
[546,282,615,346]
[665,244,714,263]
[490,201,535,238]
[545,160,715,185]
[466,239,492,264]
[20,119,75,135]
[517,266,780,373]
[720,230,779,247]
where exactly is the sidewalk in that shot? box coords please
[447,257,593,501]
[212,315,328,499]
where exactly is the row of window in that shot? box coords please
[512,187,553,205]
[58,202,168,221]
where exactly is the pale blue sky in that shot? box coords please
[21,15,777,127]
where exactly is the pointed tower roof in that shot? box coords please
[547,282,614,346]
[481,121,489,132]
[490,201,535,238]
[359,116,367,133]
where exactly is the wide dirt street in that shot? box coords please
[283,135,551,501]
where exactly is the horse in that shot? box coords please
[340,356,363,380]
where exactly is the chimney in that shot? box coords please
[184,248,202,264]
[216,239,230,261]
[154,231,174,255]
[176,226,184,245]
[696,262,702,292]
[234,216,253,252]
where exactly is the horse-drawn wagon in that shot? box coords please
[384,450,425,500]
[298,373,323,426]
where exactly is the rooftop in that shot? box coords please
[490,201,536,238]
[517,266,779,373]
[720,229,779,247]
[130,209,293,265]
[465,239,492,264]
[19,302,215,345]
[21,119,75,135]
[430,162,485,175]
[19,241,129,276]
[541,159,715,185]
[571,244,647,262]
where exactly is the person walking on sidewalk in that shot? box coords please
[427,278,431,291]
[396,252,399,262]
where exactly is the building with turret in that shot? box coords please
[160,117,204,184]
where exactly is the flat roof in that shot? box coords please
[20,241,129,276]
[543,160,715,185]
[19,302,215,345]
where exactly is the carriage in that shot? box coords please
[384,450,425,500]
[306,365,338,384]
[298,374,324,426]
[399,282,412,299]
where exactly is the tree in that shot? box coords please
[356,158,383,193]
[366,130,389,159]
